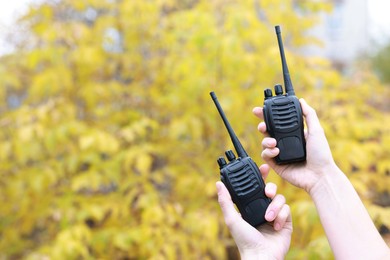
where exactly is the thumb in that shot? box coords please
[216,182,264,250]
[299,98,323,134]
[216,181,241,228]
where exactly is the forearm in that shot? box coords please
[309,164,390,259]
[240,250,277,260]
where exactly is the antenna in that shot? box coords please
[210,92,248,158]
[275,25,295,96]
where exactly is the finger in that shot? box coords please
[264,182,277,199]
[216,181,241,228]
[261,147,280,161]
[259,164,271,180]
[300,98,323,135]
[262,137,277,149]
[273,204,291,231]
[252,107,264,119]
[265,194,286,222]
[257,122,268,135]
[216,182,257,239]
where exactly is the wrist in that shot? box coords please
[240,248,283,260]
[307,162,343,199]
[240,251,277,260]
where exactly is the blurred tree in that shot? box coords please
[371,43,390,84]
[0,0,389,259]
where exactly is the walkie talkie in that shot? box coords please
[263,25,306,164]
[210,92,271,227]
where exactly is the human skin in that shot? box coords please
[253,98,390,259]
[216,163,292,260]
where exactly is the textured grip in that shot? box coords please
[220,157,271,226]
[263,95,306,164]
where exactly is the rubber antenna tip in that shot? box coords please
[275,25,281,34]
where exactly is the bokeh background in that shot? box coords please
[0,0,389,259]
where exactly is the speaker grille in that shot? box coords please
[272,102,298,129]
[230,165,259,197]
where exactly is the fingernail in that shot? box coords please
[216,182,221,192]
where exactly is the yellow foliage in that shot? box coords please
[0,0,389,259]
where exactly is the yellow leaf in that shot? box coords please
[136,153,153,175]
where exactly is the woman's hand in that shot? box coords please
[253,98,337,194]
[216,164,292,260]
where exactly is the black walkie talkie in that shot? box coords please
[263,25,306,164]
[210,92,271,227]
